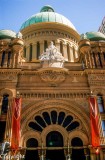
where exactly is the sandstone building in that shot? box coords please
[0,5,105,160]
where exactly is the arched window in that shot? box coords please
[37,42,40,59]
[71,137,86,160]
[24,46,26,58]
[29,111,79,133]
[98,52,103,68]
[7,51,12,67]
[25,138,39,160]
[1,51,6,67]
[92,52,97,68]
[97,94,104,113]
[29,44,32,61]
[103,52,105,61]
[26,138,38,148]
[60,41,63,55]
[67,44,70,61]
[46,131,63,147]
[71,137,83,146]
[1,94,9,114]
[44,40,48,51]
[46,131,65,160]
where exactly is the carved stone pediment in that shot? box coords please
[38,67,68,86]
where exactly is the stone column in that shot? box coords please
[88,52,93,68]
[40,41,44,55]
[55,41,60,52]
[32,43,37,61]
[63,43,68,61]
[15,53,19,68]
[11,52,16,68]
[84,53,88,68]
[75,49,78,59]
[70,47,74,62]
[26,45,30,61]
[3,51,8,67]
[90,147,99,160]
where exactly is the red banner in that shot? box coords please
[89,97,100,147]
[11,98,22,150]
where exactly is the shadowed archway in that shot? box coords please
[46,131,65,160]
[71,137,86,160]
[25,138,39,160]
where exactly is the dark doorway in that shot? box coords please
[46,131,65,160]
[71,137,86,160]
[25,138,39,160]
[0,121,6,142]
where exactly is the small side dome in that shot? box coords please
[16,32,22,39]
[85,31,105,41]
[0,30,16,40]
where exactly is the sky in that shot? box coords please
[0,0,105,34]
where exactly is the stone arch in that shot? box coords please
[69,130,89,146]
[21,99,90,144]
[21,130,41,147]
[41,124,68,147]
[92,89,105,96]
[0,88,14,113]
[0,88,13,97]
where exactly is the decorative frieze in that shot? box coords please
[20,92,90,99]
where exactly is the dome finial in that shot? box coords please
[40,5,55,12]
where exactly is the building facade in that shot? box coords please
[0,5,105,160]
[98,16,105,35]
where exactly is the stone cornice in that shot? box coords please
[85,69,105,74]
[21,22,80,41]
[0,68,21,74]
[19,91,90,99]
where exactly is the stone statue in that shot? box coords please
[39,41,66,68]
[80,33,87,40]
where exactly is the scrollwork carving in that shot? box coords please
[38,68,68,86]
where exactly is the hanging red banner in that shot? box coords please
[11,98,22,150]
[89,97,100,147]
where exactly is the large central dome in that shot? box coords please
[20,5,76,31]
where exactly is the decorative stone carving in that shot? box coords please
[39,41,67,68]
[38,68,68,86]
[88,75,105,81]
[0,74,16,80]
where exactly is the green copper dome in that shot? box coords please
[0,30,16,40]
[85,31,105,41]
[20,5,76,31]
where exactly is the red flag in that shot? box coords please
[89,97,100,147]
[11,98,22,150]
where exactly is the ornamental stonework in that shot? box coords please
[38,68,68,86]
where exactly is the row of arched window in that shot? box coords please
[23,41,77,61]
[0,51,12,67]
[92,52,105,68]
